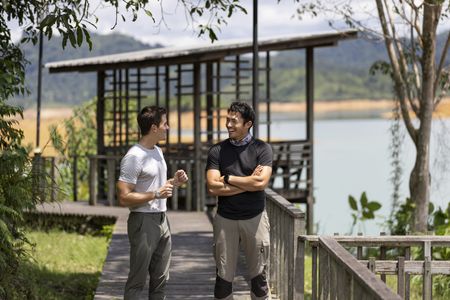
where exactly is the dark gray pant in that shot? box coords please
[124,212,171,300]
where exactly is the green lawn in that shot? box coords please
[19,230,110,300]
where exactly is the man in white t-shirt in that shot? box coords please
[117,106,188,300]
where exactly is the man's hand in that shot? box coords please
[252,165,264,176]
[226,165,272,192]
[172,169,189,187]
[157,181,174,198]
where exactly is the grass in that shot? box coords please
[19,229,110,300]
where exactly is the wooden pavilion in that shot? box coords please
[46,30,357,233]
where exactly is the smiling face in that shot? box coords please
[226,111,252,141]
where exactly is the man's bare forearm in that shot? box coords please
[227,175,267,192]
[119,191,156,207]
[207,181,245,196]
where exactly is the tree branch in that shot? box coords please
[434,31,450,97]
[375,0,417,142]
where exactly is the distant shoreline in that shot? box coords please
[16,98,450,156]
[21,98,450,120]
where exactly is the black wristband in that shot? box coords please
[224,174,230,184]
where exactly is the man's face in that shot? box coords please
[226,111,251,141]
[153,114,169,141]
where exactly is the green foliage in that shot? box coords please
[20,229,110,300]
[49,99,97,201]
[348,192,382,234]
[23,212,116,236]
[0,102,46,297]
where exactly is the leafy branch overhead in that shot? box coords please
[297,0,450,232]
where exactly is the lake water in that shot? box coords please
[260,116,450,234]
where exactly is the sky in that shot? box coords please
[10,0,375,47]
[10,0,449,47]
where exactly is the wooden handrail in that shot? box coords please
[298,234,450,300]
[318,237,401,300]
[265,188,305,300]
[300,235,450,247]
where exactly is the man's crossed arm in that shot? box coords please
[206,165,272,196]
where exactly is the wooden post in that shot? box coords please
[177,64,182,145]
[405,246,411,300]
[266,51,271,141]
[97,71,106,199]
[296,237,305,300]
[170,159,178,210]
[193,62,202,211]
[206,62,214,143]
[89,156,97,205]
[319,246,330,300]
[107,158,115,206]
[185,161,192,211]
[312,245,318,300]
[397,256,405,298]
[380,232,387,282]
[357,232,363,260]
[368,257,375,273]
[423,241,432,300]
[50,156,56,202]
[305,47,314,235]
[72,155,78,202]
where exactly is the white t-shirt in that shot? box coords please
[118,144,167,213]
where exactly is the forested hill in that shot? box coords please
[12,31,450,108]
[14,32,161,108]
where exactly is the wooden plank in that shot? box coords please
[299,235,450,247]
[397,257,405,298]
[312,246,318,300]
[296,237,305,300]
[319,237,401,300]
[319,246,329,300]
[423,256,432,300]
[358,260,450,275]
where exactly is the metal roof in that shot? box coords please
[46,30,358,73]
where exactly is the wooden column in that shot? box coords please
[266,51,271,142]
[125,68,130,147]
[165,65,171,151]
[96,71,105,206]
[306,47,314,234]
[193,62,202,211]
[216,62,222,141]
[97,71,105,155]
[206,62,214,143]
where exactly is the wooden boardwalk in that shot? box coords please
[36,202,252,299]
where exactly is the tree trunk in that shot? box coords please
[409,1,439,232]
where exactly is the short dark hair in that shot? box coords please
[137,106,167,136]
[228,101,255,128]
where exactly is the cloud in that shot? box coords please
[90,0,340,46]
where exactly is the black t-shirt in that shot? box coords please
[206,138,273,220]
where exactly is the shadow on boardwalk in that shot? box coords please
[37,202,251,300]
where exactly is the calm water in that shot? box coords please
[260,117,450,234]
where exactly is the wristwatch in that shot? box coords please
[154,190,161,199]
[224,174,230,184]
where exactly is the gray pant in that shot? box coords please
[213,211,271,300]
[124,212,171,300]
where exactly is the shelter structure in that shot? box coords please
[46,30,357,233]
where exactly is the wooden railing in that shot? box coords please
[298,235,450,300]
[265,188,306,300]
[270,140,314,234]
[87,154,199,209]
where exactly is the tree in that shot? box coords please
[1,1,245,297]
[297,0,450,232]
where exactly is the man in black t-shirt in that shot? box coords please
[206,102,273,300]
